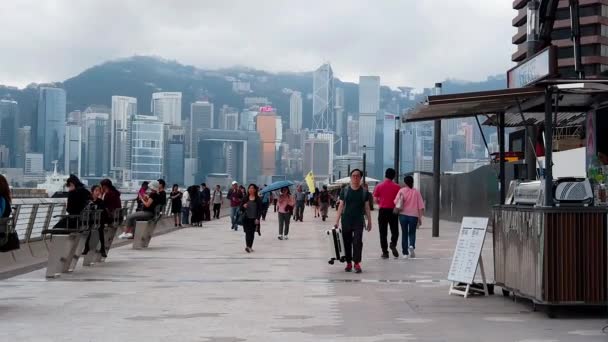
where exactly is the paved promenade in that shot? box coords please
[0,207,605,341]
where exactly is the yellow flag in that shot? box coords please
[305,171,315,192]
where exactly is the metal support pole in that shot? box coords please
[347,164,351,175]
[570,0,585,79]
[498,112,506,204]
[432,83,442,238]
[544,88,554,206]
[432,120,441,238]
[394,116,401,184]
[362,145,367,185]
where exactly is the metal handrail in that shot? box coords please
[10,195,174,243]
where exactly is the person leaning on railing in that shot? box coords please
[120,180,161,239]
[53,175,91,229]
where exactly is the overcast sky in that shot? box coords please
[0,0,515,89]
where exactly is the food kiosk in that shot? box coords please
[405,75,608,313]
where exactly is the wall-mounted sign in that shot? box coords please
[507,46,556,88]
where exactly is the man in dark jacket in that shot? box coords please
[201,183,211,221]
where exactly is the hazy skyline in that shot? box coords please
[0,0,514,89]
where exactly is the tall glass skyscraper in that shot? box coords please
[152,92,182,126]
[130,115,164,184]
[83,112,110,177]
[190,101,214,157]
[0,99,18,166]
[312,63,334,130]
[111,96,137,181]
[37,87,66,171]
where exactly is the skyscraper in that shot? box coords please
[111,96,137,181]
[334,87,346,155]
[359,76,380,114]
[164,125,185,185]
[190,101,214,157]
[240,108,258,131]
[219,105,239,130]
[289,91,303,131]
[0,99,18,166]
[82,112,110,178]
[25,153,44,176]
[131,115,164,184]
[152,92,182,126]
[64,122,82,177]
[359,76,381,176]
[304,131,334,183]
[15,126,31,169]
[256,111,279,176]
[347,115,359,155]
[312,63,334,130]
[37,87,66,171]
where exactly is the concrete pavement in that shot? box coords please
[0,206,606,341]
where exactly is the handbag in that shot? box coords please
[285,204,294,214]
[393,192,403,215]
[0,217,19,252]
[236,210,245,226]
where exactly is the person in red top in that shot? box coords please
[373,168,401,259]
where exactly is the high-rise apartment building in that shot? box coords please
[190,101,214,157]
[152,92,182,126]
[25,153,44,176]
[313,63,334,130]
[289,92,303,131]
[111,96,136,180]
[37,87,66,171]
[512,0,608,77]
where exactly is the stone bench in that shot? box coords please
[82,208,128,266]
[133,205,165,250]
[42,209,101,278]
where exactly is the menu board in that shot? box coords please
[447,217,489,284]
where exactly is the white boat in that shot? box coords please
[37,161,68,197]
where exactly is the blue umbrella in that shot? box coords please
[260,180,296,194]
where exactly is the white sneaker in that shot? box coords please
[402,255,409,259]
[409,246,416,259]
[284,236,289,240]
[118,233,127,239]
[125,233,134,239]
[278,235,283,240]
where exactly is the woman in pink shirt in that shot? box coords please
[277,187,296,240]
[394,176,425,259]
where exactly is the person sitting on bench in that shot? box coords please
[54,175,91,230]
[120,180,161,239]
[82,185,107,257]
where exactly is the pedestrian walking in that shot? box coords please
[181,187,190,225]
[373,168,401,259]
[170,184,183,227]
[319,185,330,221]
[227,181,244,230]
[277,187,295,240]
[261,185,270,220]
[294,185,306,222]
[240,184,263,253]
[394,176,425,259]
[334,169,373,274]
[313,188,320,218]
[189,185,203,227]
[212,185,223,219]
[201,183,211,221]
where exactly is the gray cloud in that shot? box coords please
[0,0,514,88]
